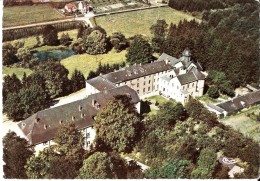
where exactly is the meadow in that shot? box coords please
[3,5,63,27]
[95,7,200,38]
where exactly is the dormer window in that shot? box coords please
[79,105,82,111]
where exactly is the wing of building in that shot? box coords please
[18,85,140,149]
[86,48,206,104]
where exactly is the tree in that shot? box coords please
[145,159,193,179]
[70,69,85,92]
[157,101,187,126]
[4,84,50,121]
[207,86,220,98]
[94,99,140,153]
[42,25,58,46]
[110,32,128,52]
[35,61,70,98]
[25,147,56,179]
[3,74,22,103]
[85,29,108,54]
[3,132,33,178]
[3,43,18,65]
[78,152,118,179]
[60,33,71,46]
[36,36,41,47]
[150,19,168,52]
[16,47,32,64]
[191,147,217,179]
[126,36,153,64]
[70,38,86,54]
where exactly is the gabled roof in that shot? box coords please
[177,69,205,85]
[18,85,140,145]
[157,53,179,65]
[207,103,226,113]
[86,76,117,91]
[102,61,173,83]
[216,90,260,113]
[66,3,76,9]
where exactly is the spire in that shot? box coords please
[182,48,191,57]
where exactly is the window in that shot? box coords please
[137,90,139,94]
[137,78,139,81]
[86,133,90,138]
[143,88,145,93]
[157,78,159,81]
[187,84,189,88]
[148,87,150,91]
[144,76,146,79]
[148,80,151,84]
[137,83,139,87]
[144,81,146,86]
[43,141,48,146]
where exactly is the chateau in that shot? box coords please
[18,48,205,151]
[86,48,205,104]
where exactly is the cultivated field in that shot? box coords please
[95,7,200,38]
[3,5,64,27]
[220,106,260,141]
[61,49,126,78]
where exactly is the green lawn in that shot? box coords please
[220,106,260,141]
[61,49,126,78]
[5,29,78,49]
[3,66,33,79]
[3,5,64,27]
[144,95,170,116]
[95,7,200,38]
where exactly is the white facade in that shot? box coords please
[86,81,100,96]
[83,126,96,149]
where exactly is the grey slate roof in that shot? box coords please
[102,60,173,83]
[177,69,205,85]
[157,53,179,66]
[216,90,260,114]
[86,76,117,91]
[18,85,140,145]
[207,103,226,113]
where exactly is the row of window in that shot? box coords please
[136,86,151,94]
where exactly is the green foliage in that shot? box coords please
[3,132,34,179]
[150,19,168,53]
[4,84,49,121]
[70,69,85,92]
[43,25,58,46]
[110,32,128,52]
[126,36,153,64]
[35,61,70,98]
[78,152,117,179]
[70,38,86,54]
[16,47,32,64]
[3,74,22,103]
[94,99,140,153]
[145,160,193,179]
[3,43,19,65]
[60,33,71,46]
[191,147,217,179]
[86,61,126,80]
[85,28,109,54]
[207,86,220,98]
[157,101,187,126]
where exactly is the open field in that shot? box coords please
[95,7,200,38]
[61,49,126,78]
[5,29,78,49]
[220,105,260,141]
[3,5,64,27]
[3,66,33,79]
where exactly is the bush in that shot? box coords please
[207,86,220,99]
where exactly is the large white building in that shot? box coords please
[86,48,205,104]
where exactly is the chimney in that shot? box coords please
[79,105,82,111]
[140,63,142,66]
[59,120,63,124]
[44,124,48,129]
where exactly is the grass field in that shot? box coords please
[220,106,260,141]
[144,95,171,115]
[3,66,33,79]
[61,49,126,78]
[5,29,78,49]
[3,5,64,27]
[95,7,200,38]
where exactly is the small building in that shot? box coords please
[77,1,89,14]
[207,90,260,117]
[64,3,77,13]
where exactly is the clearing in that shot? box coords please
[219,105,260,141]
[3,5,64,27]
[61,49,126,78]
[95,7,200,38]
